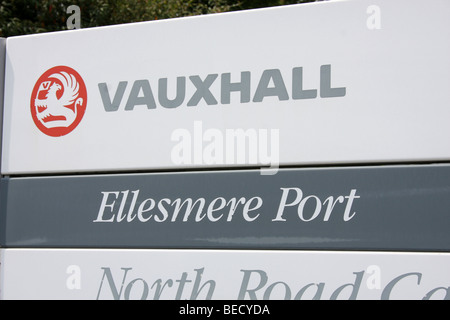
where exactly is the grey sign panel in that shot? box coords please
[1,164,450,250]
[0,38,6,245]
[0,38,5,180]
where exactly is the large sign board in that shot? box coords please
[1,249,449,300]
[2,0,450,174]
[1,165,449,250]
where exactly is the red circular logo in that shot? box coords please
[30,66,87,137]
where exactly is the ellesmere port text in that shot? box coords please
[93,187,359,223]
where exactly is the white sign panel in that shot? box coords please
[1,249,449,300]
[2,0,450,174]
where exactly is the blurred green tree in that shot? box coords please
[0,0,318,37]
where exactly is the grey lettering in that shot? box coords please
[381,272,422,300]
[175,273,192,300]
[158,77,186,108]
[124,278,149,300]
[263,281,291,300]
[125,80,156,110]
[330,271,364,300]
[292,67,317,99]
[253,69,289,102]
[320,64,346,98]
[221,71,251,104]
[190,268,216,300]
[423,287,450,300]
[96,267,132,300]
[238,269,268,300]
[187,74,218,106]
[294,283,325,300]
[98,65,346,111]
[98,81,127,112]
[151,278,174,300]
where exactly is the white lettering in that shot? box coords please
[170,121,279,175]
[66,265,81,290]
[94,191,120,222]
[367,5,382,30]
[95,191,264,223]
[273,187,359,222]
